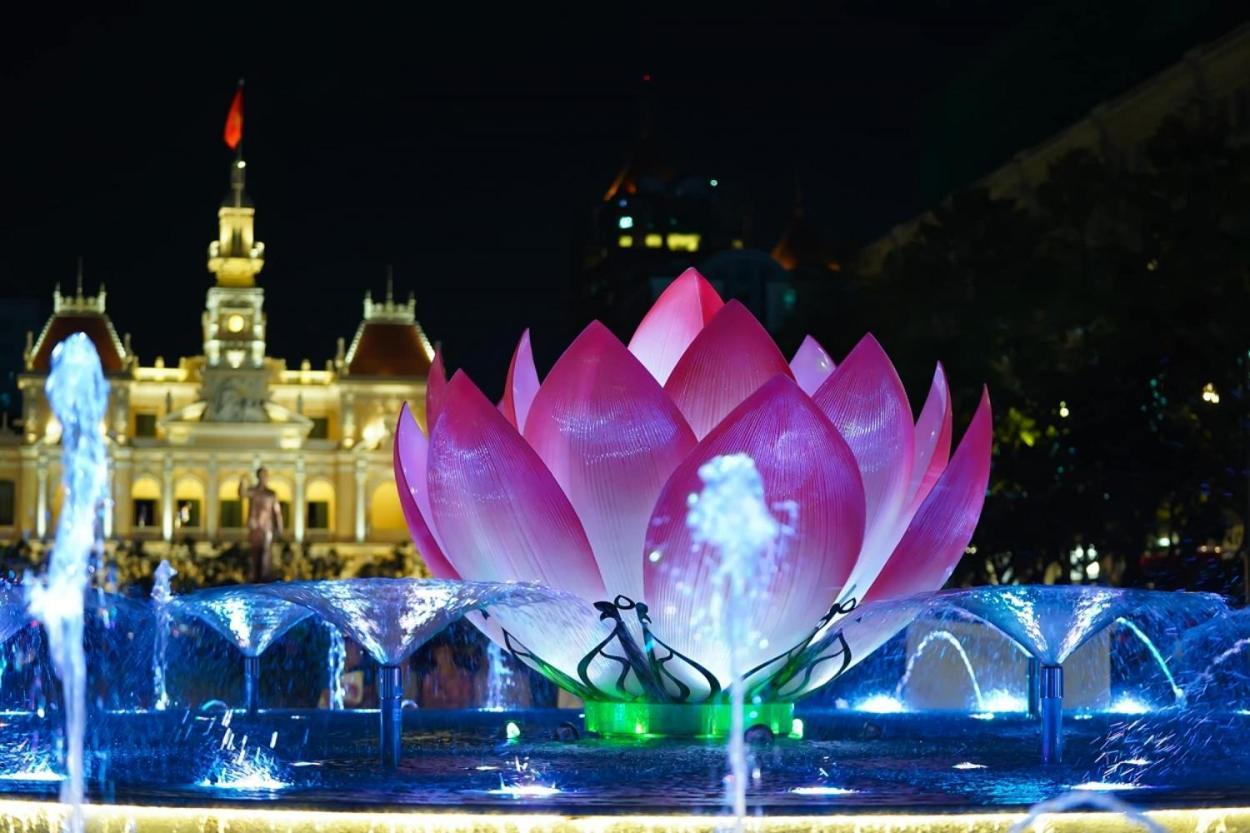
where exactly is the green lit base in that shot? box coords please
[583,700,796,739]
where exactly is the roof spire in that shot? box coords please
[75,256,84,298]
[386,265,394,303]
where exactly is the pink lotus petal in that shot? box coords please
[427,372,606,601]
[790,335,836,395]
[664,301,793,439]
[811,333,914,600]
[426,347,447,432]
[393,403,459,579]
[863,388,992,604]
[908,363,953,511]
[499,329,540,433]
[627,268,724,384]
[525,322,696,601]
[643,375,866,686]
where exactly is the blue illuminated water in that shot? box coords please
[0,706,1245,811]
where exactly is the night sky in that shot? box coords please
[2,3,1245,397]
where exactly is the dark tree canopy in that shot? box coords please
[844,111,1250,597]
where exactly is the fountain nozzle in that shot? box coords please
[1039,663,1063,765]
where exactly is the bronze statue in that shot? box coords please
[239,466,282,582]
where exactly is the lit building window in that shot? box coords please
[666,233,700,252]
[307,501,331,529]
[225,313,246,333]
[135,412,158,437]
[618,235,634,248]
[618,216,634,229]
[0,480,15,527]
[644,233,664,249]
[219,499,242,528]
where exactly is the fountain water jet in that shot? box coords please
[151,560,176,711]
[24,334,109,833]
[1112,617,1185,707]
[325,622,346,710]
[175,586,313,712]
[894,629,985,710]
[483,640,514,711]
[259,578,567,767]
[686,453,781,831]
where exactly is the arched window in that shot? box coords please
[131,476,161,529]
[306,480,334,531]
[0,480,13,527]
[219,477,243,528]
[268,478,293,532]
[369,480,405,533]
[174,477,204,529]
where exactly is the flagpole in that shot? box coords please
[235,77,245,163]
[231,78,245,208]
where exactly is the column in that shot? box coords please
[35,453,48,540]
[206,458,220,540]
[354,458,367,543]
[112,453,133,540]
[342,392,357,448]
[293,456,306,544]
[161,454,174,542]
[102,457,114,539]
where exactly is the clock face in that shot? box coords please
[225,313,247,334]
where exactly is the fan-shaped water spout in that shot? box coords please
[175,586,313,711]
[949,585,1223,764]
[260,578,568,766]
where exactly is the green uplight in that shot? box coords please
[790,717,804,739]
[583,701,794,739]
[505,721,521,740]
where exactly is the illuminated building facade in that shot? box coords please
[0,154,436,570]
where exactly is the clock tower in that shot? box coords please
[202,154,270,422]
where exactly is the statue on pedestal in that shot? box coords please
[239,466,282,582]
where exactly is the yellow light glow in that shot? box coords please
[0,798,1247,833]
[44,417,62,443]
[225,314,246,334]
[361,420,387,448]
[666,233,700,252]
[644,233,663,248]
[1058,401,1070,419]
[618,235,634,248]
[1202,382,1220,404]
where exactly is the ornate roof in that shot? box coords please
[26,281,130,375]
[342,283,435,378]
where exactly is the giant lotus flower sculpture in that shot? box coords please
[394,268,991,735]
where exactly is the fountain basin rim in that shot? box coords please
[6,798,1250,832]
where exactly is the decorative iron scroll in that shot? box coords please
[499,593,871,705]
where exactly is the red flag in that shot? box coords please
[223,86,244,150]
